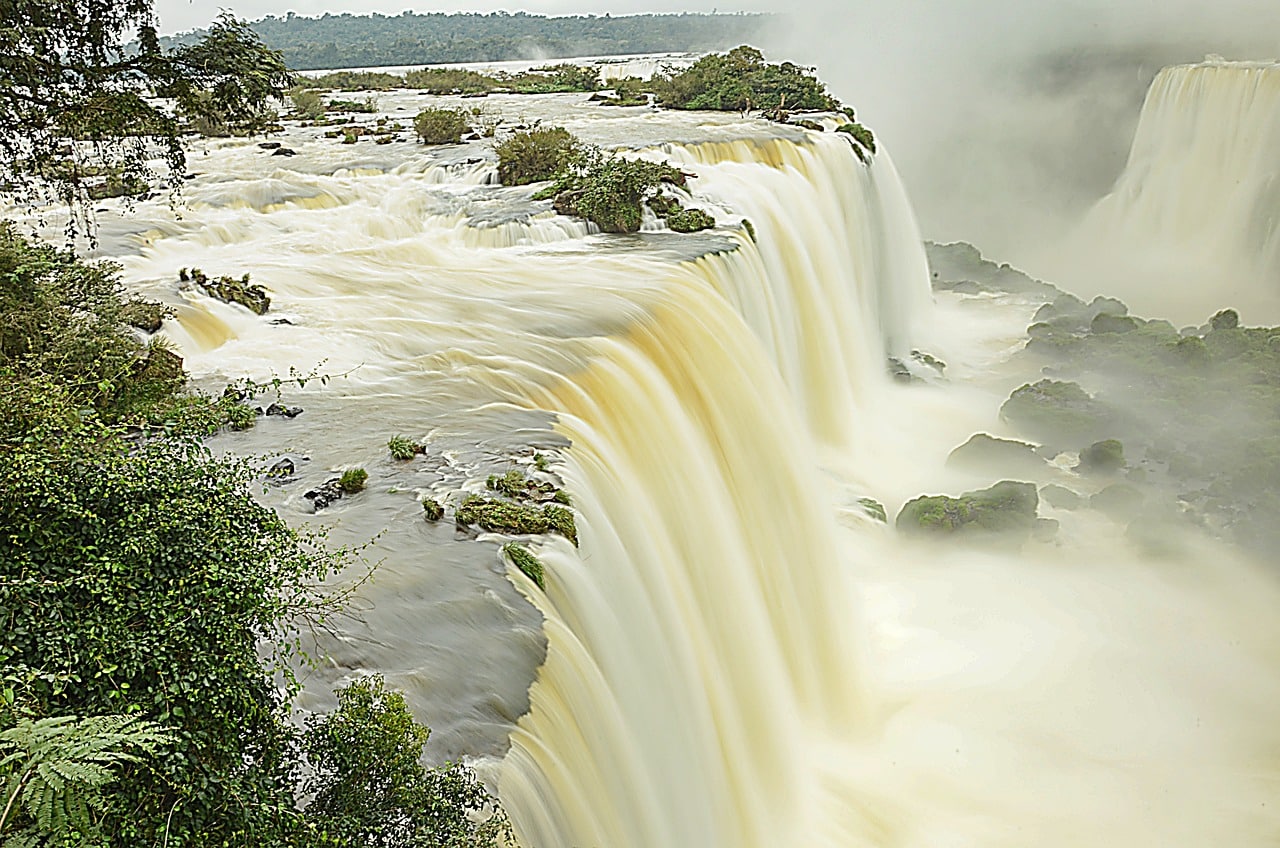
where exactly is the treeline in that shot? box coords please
[159,11,773,71]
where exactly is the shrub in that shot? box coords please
[650,45,841,113]
[328,97,377,114]
[339,467,368,493]
[836,122,876,154]
[665,207,715,233]
[503,543,545,590]
[550,153,688,234]
[496,126,579,186]
[414,108,469,144]
[289,88,326,119]
[454,495,578,546]
[403,67,495,94]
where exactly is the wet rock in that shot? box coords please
[305,479,345,511]
[1040,484,1083,510]
[857,497,887,523]
[258,141,282,150]
[947,433,1047,477]
[1000,379,1112,445]
[1090,312,1138,334]
[120,299,168,333]
[896,480,1040,540]
[1210,308,1240,330]
[1091,483,1145,520]
[271,147,297,157]
[264,402,303,418]
[1076,439,1125,474]
[268,457,296,477]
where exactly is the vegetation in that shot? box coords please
[2,10,291,225]
[414,108,470,145]
[857,497,887,523]
[161,11,772,71]
[535,148,689,234]
[328,97,378,114]
[503,544,546,590]
[388,435,425,460]
[836,122,877,162]
[339,467,369,494]
[650,46,841,114]
[1000,379,1113,445]
[496,127,581,186]
[422,498,445,521]
[183,267,271,314]
[303,676,511,848]
[0,714,173,844]
[455,495,578,546]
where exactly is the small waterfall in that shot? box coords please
[1055,59,1280,323]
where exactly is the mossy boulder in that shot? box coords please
[896,480,1039,539]
[422,498,444,521]
[947,433,1046,477]
[1210,308,1240,331]
[1090,483,1145,520]
[188,269,270,315]
[503,543,545,590]
[120,299,169,333]
[665,207,715,233]
[1040,484,1083,510]
[1076,439,1125,474]
[1000,379,1111,445]
[857,497,887,523]
[455,495,578,546]
[1090,312,1138,334]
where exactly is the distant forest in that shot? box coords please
[158,11,774,71]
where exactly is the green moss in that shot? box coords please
[189,269,270,315]
[503,543,545,590]
[1210,308,1240,330]
[454,495,578,546]
[495,127,579,186]
[665,207,715,233]
[896,480,1040,539]
[857,497,887,523]
[1000,379,1111,445]
[414,108,469,145]
[120,299,169,333]
[339,467,368,494]
[835,122,876,156]
[947,433,1046,476]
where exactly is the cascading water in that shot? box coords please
[1049,59,1280,324]
[83,85,1280,846]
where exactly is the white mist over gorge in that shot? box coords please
[31,9,1280,845]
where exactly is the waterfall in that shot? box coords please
[1052,59,1280,323]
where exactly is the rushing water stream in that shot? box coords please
[71,84,1280,846]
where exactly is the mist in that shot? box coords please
[763,0,1280,272]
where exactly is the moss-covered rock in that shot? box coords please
[503,542,545,590]
[1090,483,1145,520]
[896,480,1039,539]
[1040,484,1083,510]
[188,269,271,315]
[120,299,169,333]
[857,497,887,523]
[665,207,715,233]
[455,495,578,546]
[1000,379,1112,445]
[1076,439,1125,474]
[947,433,1046,477]
[1210,308,1240,331]
[422,498,444,521]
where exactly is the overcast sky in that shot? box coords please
[151,1,772,34]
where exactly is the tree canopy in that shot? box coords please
[1,5,291,230]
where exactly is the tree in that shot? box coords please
[305,676,511,848]
[0,5,292,231]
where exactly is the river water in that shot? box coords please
[73,85,1280,846]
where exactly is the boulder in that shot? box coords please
[947,433,1046,477]
[896,480,1040,540]
[305,479,345,511]
[271,147,298,157]
[1000,379,1112,444]
[1076,439,1125,474]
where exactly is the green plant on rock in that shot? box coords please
[503,543,545,590]
[304,675,512,848]
[387,435,423,460]
[339,467,369,494]
[835,122,876,160]
[542,148,689,234]
[665,207,716,233]
[650,45,841,114]
[414,108,470,145]
[896,480,1041,540]
[496,127,580,186]
[455,495,578,546]
[289,87,326,119]
[422,498,444,521]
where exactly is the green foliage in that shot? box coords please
[496,127,580,186]
[414,109,470,145]
[857,497,887,523]
[328,97,378,114]
[403,68,496,94]
[836,122,877,162]
[665,207,716,233]
[544,148,689,234]
[421,499,444,521]
[502,544,545,590]
[0,715,172,843]
[188,268,271,314]
[299,71,405,91]
[485,468,569,504]
[3,8,291,228]
[290,88,327,119]
[1000,379,1112,445]
[163,12,773,72]
[387,435,423,461]
[304,676,512,848]
[455,496,578,546]
[339,467,369,494]
[650,45,841,114]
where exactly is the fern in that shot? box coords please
[0,714,171,842]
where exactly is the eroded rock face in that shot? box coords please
[896,480,1041,541]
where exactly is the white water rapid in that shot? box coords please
[1049,59,1280,324]
[74,82,1280,848]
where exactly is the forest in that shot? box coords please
[159,11,773,71]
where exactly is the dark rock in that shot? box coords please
[269,317,295,325]
[896,480,1040,540]
[268,457,296,477]
[271,147,297,157]
[1000,379,1112,444]
[265,402,303,418]
[305,478,344,511]
[1076,439,1125,474]
[120,299,168,333]
[258,141,282,150]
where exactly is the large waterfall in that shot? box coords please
[1050,59,1280,324]
[92,89,1280,847]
